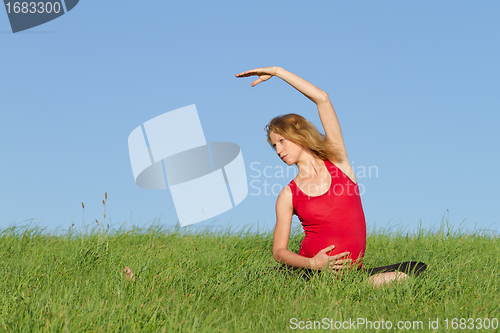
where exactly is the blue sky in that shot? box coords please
[1,1,499,235]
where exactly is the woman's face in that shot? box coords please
[269,132,302,165]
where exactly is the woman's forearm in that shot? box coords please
[274,67,329,105]
[273,248,318,270]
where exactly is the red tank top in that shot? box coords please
[288,160,366,265]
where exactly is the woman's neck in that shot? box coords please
[296,155,325,178]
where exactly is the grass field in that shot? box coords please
[1,221,499,332]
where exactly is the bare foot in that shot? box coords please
[123,266,135,282]
[368,271,408,287]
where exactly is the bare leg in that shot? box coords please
[123,266,135,282]
[368,271,408,287]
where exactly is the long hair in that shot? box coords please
[264,113,343,163]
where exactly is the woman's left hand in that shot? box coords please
[235,67,279,87]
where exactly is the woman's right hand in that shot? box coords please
[309,245,352,271]
[235,67,280,87]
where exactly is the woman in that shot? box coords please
[236,67,426,286]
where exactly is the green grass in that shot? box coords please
[1,222,499,332]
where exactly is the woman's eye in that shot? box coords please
[280,139,284,142]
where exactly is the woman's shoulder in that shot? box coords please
[276,184,294,210]
[279,184,293,197]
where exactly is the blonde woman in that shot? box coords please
[236,67,426,286]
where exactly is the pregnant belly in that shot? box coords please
[298,232,366,266]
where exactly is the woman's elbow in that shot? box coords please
[272,251,279,262]
[319,92,330,103]
[272,247,285,262]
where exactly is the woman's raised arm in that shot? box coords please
[236,67,351,166]
[236,67,328,103]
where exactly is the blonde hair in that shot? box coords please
[264,113,343,163]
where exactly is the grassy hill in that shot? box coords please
[1,223,498,332]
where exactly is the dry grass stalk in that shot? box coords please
[81,202,85,245]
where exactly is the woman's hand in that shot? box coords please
[235,67,280,87]
[309,245,352,272]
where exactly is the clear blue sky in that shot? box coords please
[1,1,499,235]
